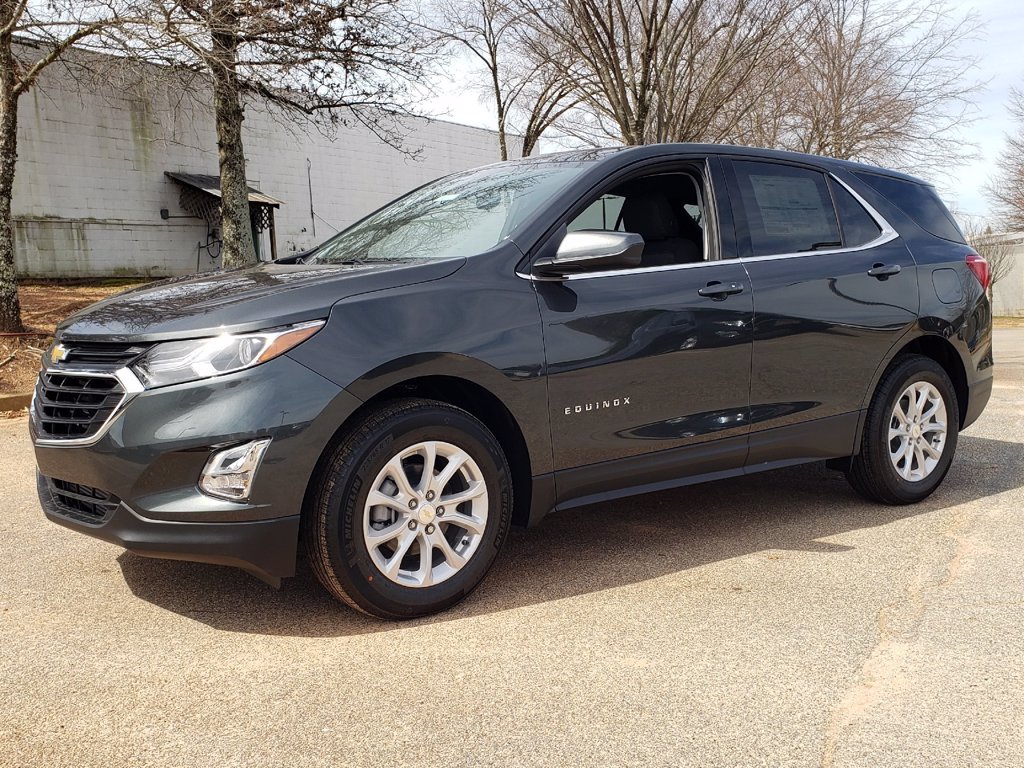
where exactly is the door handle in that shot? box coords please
[698,281,745,299]
[867,263,902,279]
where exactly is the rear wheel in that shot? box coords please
[846,354,959,504]
[305,398,512,619]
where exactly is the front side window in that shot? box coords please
[310,162,589,264]
[731,161,841,257]
[567,172,706,267]
[568,194,625,232]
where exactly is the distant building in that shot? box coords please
[985,233,1024,317]
[11,45,517,277]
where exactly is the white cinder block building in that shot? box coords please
[12,49,516,277]
[991,234,1024,317]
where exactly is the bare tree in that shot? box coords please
[0,3,131,332]
[514,56,582,157]
[428,0,578,159]
[772,0,980,176]
[988,88,1024,231]
[109,0,431,267]
[963,219,1018,291]
[513,0,813,147]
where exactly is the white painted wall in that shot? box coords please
[991,235,1024,317]
[12,58,518,277]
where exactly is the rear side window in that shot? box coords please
[854,173,965,244]
[829,179,882,247]
[730,161,841,256]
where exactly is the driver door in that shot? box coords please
[534,161,754,503]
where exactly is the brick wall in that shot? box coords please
[12,62,518,277]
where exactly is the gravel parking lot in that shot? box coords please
[2,331,1022,768]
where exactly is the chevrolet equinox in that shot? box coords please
[32,145,993,618]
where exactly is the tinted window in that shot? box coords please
[829,179,881,247]
[855,173,965,244]
[567,173,706,266]
[568,194,625,232]
[731,161,840,256]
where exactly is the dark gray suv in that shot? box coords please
[32,145,993,618]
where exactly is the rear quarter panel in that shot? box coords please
[836,171,993,424]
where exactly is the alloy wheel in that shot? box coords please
[363,440,489,588]
[888,380,948,482]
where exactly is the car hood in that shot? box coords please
[56,258,465,342]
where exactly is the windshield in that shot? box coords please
[309,161,589,264]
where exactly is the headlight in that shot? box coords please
[131,320,324,388]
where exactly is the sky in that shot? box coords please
[421,0,1024,225]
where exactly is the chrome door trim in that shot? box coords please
[518,172,900,282]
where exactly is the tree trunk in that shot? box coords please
[490,65,508,161]
[0,35,24,332]
[210,11,257,269]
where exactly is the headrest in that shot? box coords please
[613,174,698,205]
[620,194,681,242]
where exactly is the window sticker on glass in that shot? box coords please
[749,174,832,236]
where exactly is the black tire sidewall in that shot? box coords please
[320,404,512,618]
[867,358,959,502]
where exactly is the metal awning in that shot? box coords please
[164,171,284,260]
[164,171,283,207]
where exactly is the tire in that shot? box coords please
[846,354,959,505]
[304,398,513,619]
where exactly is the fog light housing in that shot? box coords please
[199,439,271,501]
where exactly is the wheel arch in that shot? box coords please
[895,335,969,427]
[303,370,537,530]
[370,376,534,528]
[855,331,969,454]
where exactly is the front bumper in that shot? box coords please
[32,354,363,585]
[38,472,300,585]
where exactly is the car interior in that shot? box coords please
[568,172,706,267]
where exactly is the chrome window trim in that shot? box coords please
[737,173,899,264]
[517,171,899,282]
[31,367,145,448]
[518,258,723,282]
[519,170,714,283]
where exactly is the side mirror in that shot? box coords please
[532,231,644,278]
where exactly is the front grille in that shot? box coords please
[55,341,150,370]
[47,478,120,524]
[33,372,125,440]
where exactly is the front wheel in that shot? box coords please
[305,398,512,619]
[846,354,959,505]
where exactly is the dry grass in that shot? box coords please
[0,280,150,395]
[994,316,1024,328]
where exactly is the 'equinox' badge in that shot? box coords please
[564,397,631,415]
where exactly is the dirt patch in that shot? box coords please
[0,280,150,400]
[994,316,1024,328]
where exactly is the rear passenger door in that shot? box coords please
[722,158,918,465]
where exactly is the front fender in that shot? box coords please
[285,248,552,474]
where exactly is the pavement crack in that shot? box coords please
[819,506,980,768]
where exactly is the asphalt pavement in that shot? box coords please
[2,331,1022,767]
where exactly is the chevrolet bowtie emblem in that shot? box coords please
[49,343,69,365]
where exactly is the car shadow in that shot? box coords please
[117,433,1023,637]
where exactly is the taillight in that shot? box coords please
[966,252,990,290]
